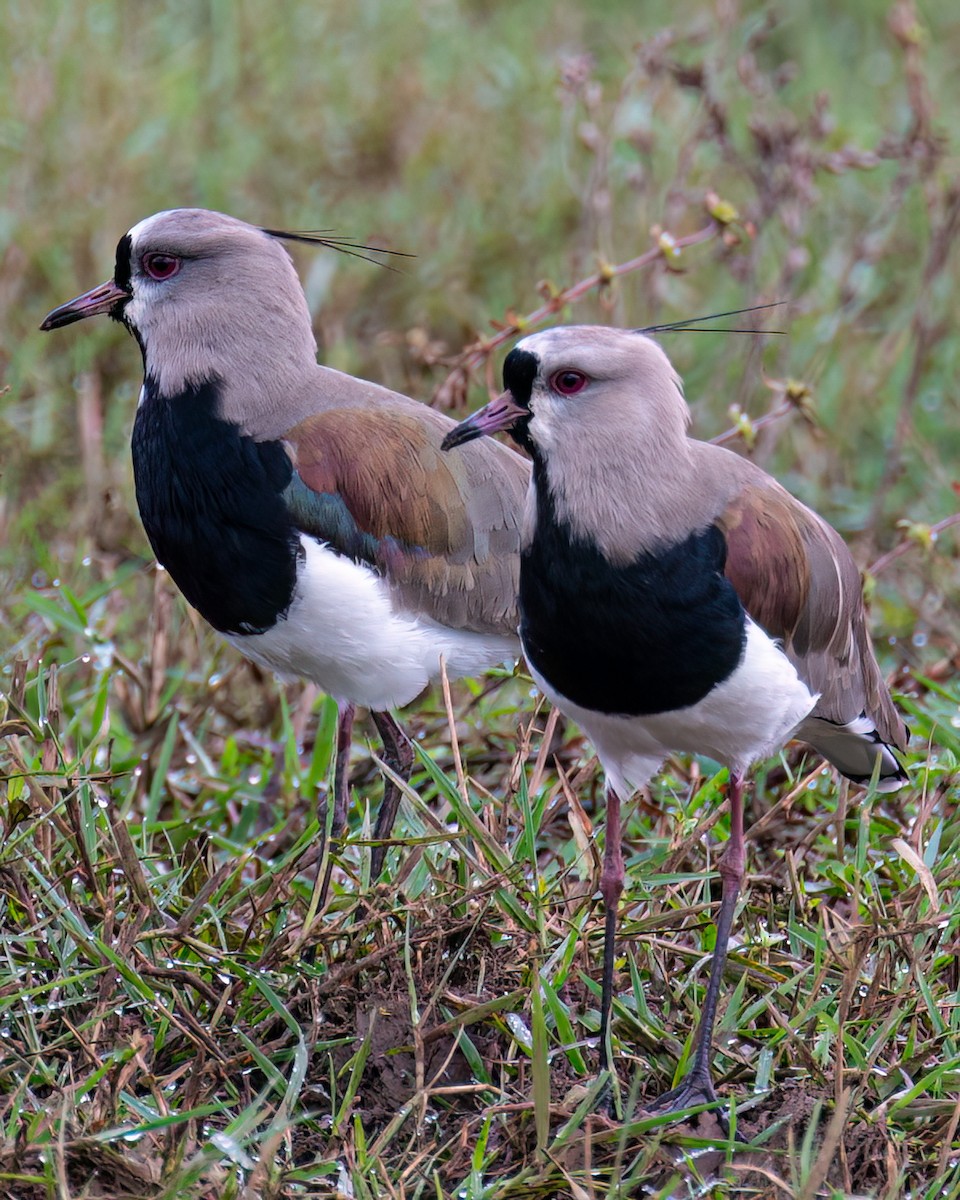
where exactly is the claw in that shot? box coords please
[644,1071,720,1116]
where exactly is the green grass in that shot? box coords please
[2,2,960,1197]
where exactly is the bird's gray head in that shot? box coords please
[41,208,319,401]
[443,325,690,462]
[442,325,696,559]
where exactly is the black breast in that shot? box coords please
[131,377,299,635]
[520,474,746,716]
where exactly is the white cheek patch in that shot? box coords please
[528,392,563,455]
[124,291,146,331]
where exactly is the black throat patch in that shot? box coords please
[131,377,300,634]
[502,346,538,454]
[113,234,133,294]
[110,233,137,333]
[520,469,746,716]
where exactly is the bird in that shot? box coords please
[442,323,908,1113]
[41,207,530,888]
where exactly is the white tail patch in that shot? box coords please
[798,713,907,792]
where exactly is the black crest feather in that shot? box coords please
[636,302,786,336]
[260,228,415,272]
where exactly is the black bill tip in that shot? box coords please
[441,391,528,452]
[40,279,130,331]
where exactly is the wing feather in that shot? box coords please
[717,483,906,748]
[283,407,528,636]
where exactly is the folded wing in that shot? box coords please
[717,480,907,786]
[283,407,529,637]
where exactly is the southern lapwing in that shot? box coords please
[41,208,529,886]
[442,323,908,1112]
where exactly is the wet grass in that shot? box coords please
[2,1,960,1196]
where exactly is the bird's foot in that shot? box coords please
[643,1069,721,1117]
[641,1070,753,1144]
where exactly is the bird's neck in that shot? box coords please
[526,434,702,565]
[519,456,746,716]
[137,305,319,440]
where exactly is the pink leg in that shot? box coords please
[369,709,414,880]
[599,786,625,1073]
[319,705,414,896]
[647,771,746,1112]
[331,701,356,840]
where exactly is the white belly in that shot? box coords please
[529,619,818,797]
[227,537,518,709]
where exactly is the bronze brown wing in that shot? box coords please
[283,406,528,636]
[717,482,906,749]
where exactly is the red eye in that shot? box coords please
[142,253,181,281]
[551,369,588,396]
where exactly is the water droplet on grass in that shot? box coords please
[505,1012,533,1049]
[921,390,942,412]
